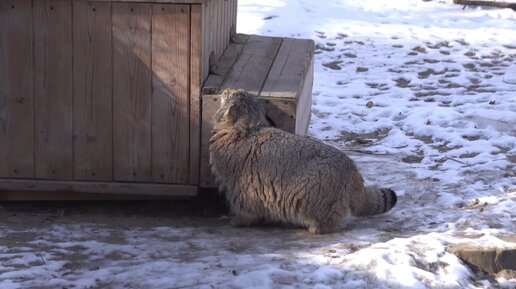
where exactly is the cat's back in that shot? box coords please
[247,127,358,178]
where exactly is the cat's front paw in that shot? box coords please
[308,224,337,234]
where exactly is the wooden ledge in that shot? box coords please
[0,179,198,200]
[75,0,210,4]
[203,33,315,101]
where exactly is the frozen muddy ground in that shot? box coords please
[1,0,516,288]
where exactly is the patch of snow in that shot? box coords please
[1,0,515,288]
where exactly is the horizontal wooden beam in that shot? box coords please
[0,179,198,197]
[74,0,210,3]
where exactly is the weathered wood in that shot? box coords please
[113,2,152,182]
[73,1,113,181]
[0,179,198,197]
[296,58,314,136]
[190,4,202,185]
[231,0,237,38]
[453,0,516,10]
[207,0,215,71]
[80,0,209,3]
[259,98,296,133]
[260,38,314,100]
[0,191,187,201]
[151,4,190,184]
[203,34,250,90]
[201,1,210,80]
[34,0,73,180]
[0,0,34,178]
[200,0,236,82]
[200,94,221,187]
[221,35,283,95]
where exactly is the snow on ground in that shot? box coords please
[1,1,515,288]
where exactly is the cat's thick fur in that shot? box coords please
[209,89,397,234]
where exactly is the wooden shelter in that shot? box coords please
[0,0,314,200]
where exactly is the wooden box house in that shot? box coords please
[0,0,314,200]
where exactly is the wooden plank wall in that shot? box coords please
[73,1,113,181]
[34,0,74,180]
[201,0,238,81]
[190,4,202,185]
[151,4,190,184]
[0,0,225,189]
[112,2,153,182]
[0,0,34,179]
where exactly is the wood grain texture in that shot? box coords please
[83,0,209,3]
[0,179,198,197]
[189,4,202,185]
[203,34,249,90]
[260,98,296,133]
[260,38,314,100]
[296,57,314,136]
[0,0,34,178]
[33,0,73,180]
[200,94,220,187]
[232,0,237,36]
[112,2,152,182]
[0,191,190,201]
[207,0,215,72]
[216,0,223,57]
[221,35,282,95]
[201,2,209,81]
[73,1,113,181]
[151,4,190,183]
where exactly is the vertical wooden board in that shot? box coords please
[220,0,226,55]
[223,0,230,51]
[296,57,314,136]
[201,2,208,81]
[151,4,190,184]
[209,0,215,63]
[231,0,238,36]
[73,1,113,181]
[0,0,34,178]
[33,0,73,180]
[221,35,282,95]
[200,95,220,187]
[112,2,152,182]
[212,0,218,59]
[190,4,202,185]
[260,38,314,99]
[217,0,224,57]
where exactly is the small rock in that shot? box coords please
[447,245,516,276]
[402,155,424,164]
[322,61,343,70]
[356,67,368,72]
[366,101,374,108]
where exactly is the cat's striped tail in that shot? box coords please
[350,187,397,217]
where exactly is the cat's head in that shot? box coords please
[214,89,269,130]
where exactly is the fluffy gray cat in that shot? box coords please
[209,89,397,234]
